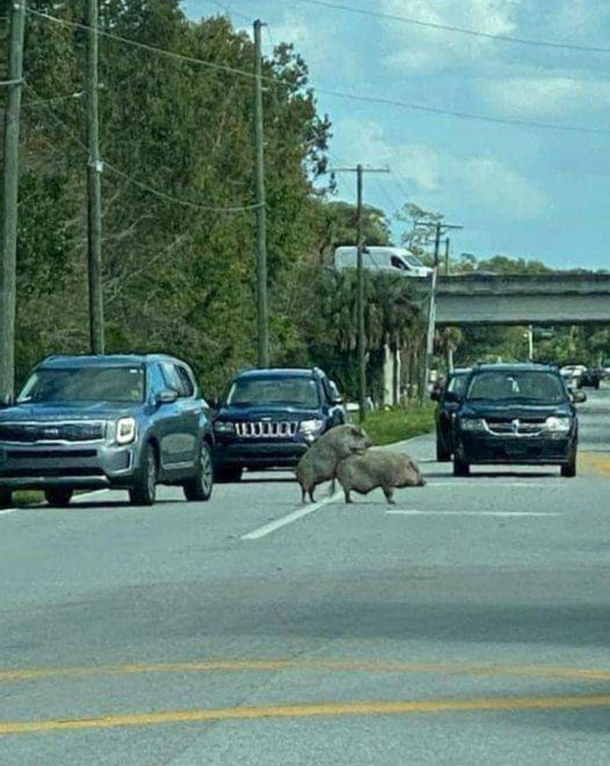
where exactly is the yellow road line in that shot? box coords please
[579,451,610,477]
[3,694,610,735]
[3,659,610,684]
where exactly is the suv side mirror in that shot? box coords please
[156,389,179,406]
[443,390,459,403]
[571,389,587,404]
[207,396,220,410]
[330,395,344,406]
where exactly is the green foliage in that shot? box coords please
[356,405,435,447]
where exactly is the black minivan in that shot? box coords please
[0,354,214,507]
[449,363,585,478]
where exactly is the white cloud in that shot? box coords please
[380,0,522,73]
[479,75,610,118]
[334,116,547,220]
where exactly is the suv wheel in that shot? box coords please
[129,443,157,506]
[45,488,73,507]
[216,466,243,483]
[0,488,12,509]
[453,456,470,477]
[561,447,577,478]
[183,442,214,502]
[436,434,451,462]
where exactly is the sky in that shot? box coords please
[182,0,610,270]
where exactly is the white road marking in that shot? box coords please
[386,510,561,517]
[0,508,18,516]
[241,491,343,540]
[427,482,556,488]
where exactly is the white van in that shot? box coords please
[334,246,433,278]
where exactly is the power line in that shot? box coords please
[24,85,264,214]
[207,0,251,24]
[285,0,610,55]
[23,91,84,108]
[316,87,610,135]
[104,163,263,213]
[27,8,277,85]
[28,7,610,136]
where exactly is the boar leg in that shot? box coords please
[383,486,396,505]
[309,487,316,503]
[344,489,352,504]
[329,478,336,496]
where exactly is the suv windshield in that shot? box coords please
[18,367,146,404]
[466,370,567,404]
[226,376,320,408]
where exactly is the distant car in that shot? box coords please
[0,354,215,508]
[451,363,585,478]
[334,246,433,278]
[579,368,604,389]
[431,368,471,462]
[212,367,346,482]
[560,365,586,388]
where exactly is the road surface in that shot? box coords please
[1,389,610,765]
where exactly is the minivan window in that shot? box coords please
[467,371,566,403]
[18,367,145,404]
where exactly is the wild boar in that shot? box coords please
[336,450,425,504]
[296,424,373,503]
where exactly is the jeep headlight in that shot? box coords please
[116,417,136,445]
[214,420,235,434]
[460,417,486,433]
[299,418,324,435]
[546,416,571,433]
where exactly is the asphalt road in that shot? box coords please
[1,389,610,765]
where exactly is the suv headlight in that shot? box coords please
[116,417,137,445]
[299,418,324,435]
[214,421,235,434]
[545,416,571,433]
[460,417,486,433]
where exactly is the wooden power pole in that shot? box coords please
[253,19,269,368]
[86,0,105,354]
[0,0,26,403]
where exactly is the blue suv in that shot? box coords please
[213,367,346,481]
[0,354,214,507]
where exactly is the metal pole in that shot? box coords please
[356,164,366,422]
[0,0,26,403]
[253,19,269,368]
[422,222,441,401]
[528,324,534,362]
[86,0,104,354]
[444,236,450,275]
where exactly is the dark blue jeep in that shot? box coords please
[0,354,214,507]
[213,367,346,481]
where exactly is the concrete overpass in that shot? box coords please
[434,273,610,326]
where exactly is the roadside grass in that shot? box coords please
[11,491,44,507]
[354,404,435,446]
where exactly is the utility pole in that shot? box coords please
[253,19,269,368]
[86,0,104,354]
[526,325,534,362]
[0,0,26,404]
[444,236,450,275]
[422,222,463,402]
[333,164,389,422]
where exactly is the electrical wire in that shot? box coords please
[23,91,84,108]
[24,85,263,214]
[104,162,263,213]
[28,8,610,135]
[27,8,276,85]
[316,87,610,135]
[286,0,610,55]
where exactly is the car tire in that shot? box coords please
[183,442,214,502]
[44,488,73,507]
[453,456,470,477]
[215,466,243,484]
[0,488,12,509]
[436,435,452,462]
[129,443,157,506]
[561,448,577,478]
